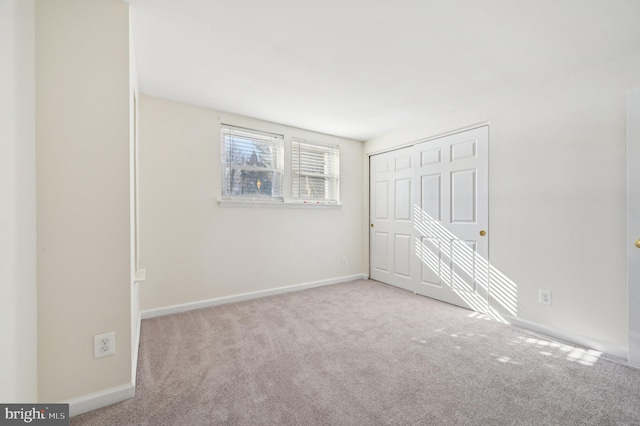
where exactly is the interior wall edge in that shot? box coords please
[0,0,37,403]
[627,86,640,368]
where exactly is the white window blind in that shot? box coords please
[292,139,339,203]
[221,125,284,200]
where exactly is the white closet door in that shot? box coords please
[369,127,489,313]
[369,147,415,292]
[413,127,488,311]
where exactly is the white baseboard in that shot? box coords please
[142,274,369,319]
[67,382,135,417]
[505,315,628,361]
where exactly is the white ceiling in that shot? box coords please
[129,0,640,141]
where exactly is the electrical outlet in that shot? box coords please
[341,257,347,266]
[539,290,552,306]
[94,332,116,358]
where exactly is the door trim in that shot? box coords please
[628,88,640,367]
[366,121,490,157]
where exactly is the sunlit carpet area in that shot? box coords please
[72,280,640,425]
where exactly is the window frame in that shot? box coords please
[220,124,285,202]
[291,138,340,205]
[218,124,342,209]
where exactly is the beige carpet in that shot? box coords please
[72,280,640,425]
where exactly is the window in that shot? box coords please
[292,138,339,203]
[221,125,284,200]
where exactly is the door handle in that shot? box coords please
[371,223,374,228]
[636,239,640,249]
[479,230,486,236]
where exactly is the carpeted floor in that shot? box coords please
[71,280,640,425]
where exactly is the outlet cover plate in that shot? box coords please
[539,290,552,306]
[94,331,116,358]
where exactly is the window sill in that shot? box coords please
[219,200,342,209]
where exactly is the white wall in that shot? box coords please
[138,95,364,311]
[365,50,640,354]
[36,0,132,402]
[0,0,37,403]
